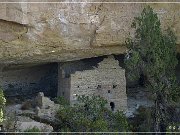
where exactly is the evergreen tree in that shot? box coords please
[125,5,180,132]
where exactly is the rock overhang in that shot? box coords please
[0,1,179,66]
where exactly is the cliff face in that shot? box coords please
[0,1,179,65]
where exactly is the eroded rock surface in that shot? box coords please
[0,1,179,65]
[4,92,59,132]
[17,120,53,132]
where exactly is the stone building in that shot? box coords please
[58,55,127,111]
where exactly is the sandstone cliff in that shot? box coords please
[0,0,179,65]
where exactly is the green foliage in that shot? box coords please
[0,88,6,123]
[125,5,179,131]
[24,126,41,135]
[125,5,178,99]
[129,107,153,132]
[54,96,69,106]
[3,111,18,132]
[77,95,108,118]
[56,95,129,132]
[112,111,129,132]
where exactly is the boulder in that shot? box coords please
[36,92,55,109]
[17,120,53,132]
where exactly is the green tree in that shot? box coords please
[56,95,129,132]
[125,5,179,132]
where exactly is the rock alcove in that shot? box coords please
[1,55,127,110]
[0,63,58,100]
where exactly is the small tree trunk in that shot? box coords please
[154,99,161,134]
[154,93,168,134]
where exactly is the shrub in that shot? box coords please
[56,95,129,132]
[129,106,153,132]
[54,96,69,106]
[24,126,41,135]
[0,88,6,123]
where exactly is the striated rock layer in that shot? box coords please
[0,0,179,66]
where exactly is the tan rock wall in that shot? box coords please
[0,1,179,64]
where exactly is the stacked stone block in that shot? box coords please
[58,55,127,111]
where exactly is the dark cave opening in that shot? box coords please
[0,63,58,100]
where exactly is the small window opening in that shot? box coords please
[97,85,101,89]
[77,86,79,88]
[108,90,111,93]
[110,102,115,111]
[113,85,117,89]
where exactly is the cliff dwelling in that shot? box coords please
[58,55,127,111]
[3,53,180,112]
[1,55,127,111]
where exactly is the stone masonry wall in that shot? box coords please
[57,64,71,101]
[69,56,127,111]
[57,56,104,99]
